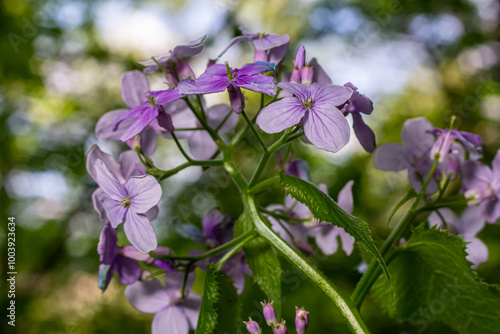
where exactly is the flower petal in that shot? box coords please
[308,58,332,85]
[338,227,355,255]
[352,112,376,153]
[125,278,170,313]
[217,35,251,58]
[116,256,142,285]
[98,224,118,264]
[92,188,109,224]
[94,159,127,199]
[126,175,162,214]
[124,211,158,253]
[303,105,350,153]
[177,64,229,95]
[234,73,276,96]
[268,42,289,65]
[206,104,238,132]
[401,117,434,151]
[374,144,409,171]
[311,83,353,106]
[313,225,339,255]
[252,34,290,50]
[102,197,127,228]
[120,107,159,141]
[256,97,306,133]
[119,150,146,179]
[153,306,190,334]
[95,109,132,141]
[277,82,310,100]
[121,70,150,109]
[188,131,218,160]
[86,145,124,184]
[466,237,489,269]
[338,180,354,214]
[460,161,492,190]
[480,197,500,223]
[181,294,202,328]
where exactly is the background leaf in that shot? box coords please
[196,265,241,334]
[280,173,390,282]
[234,212,282,317]
[373,225,500,334]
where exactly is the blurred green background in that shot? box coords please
[1,0,499,333]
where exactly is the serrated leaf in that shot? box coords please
[196,265,241,334]
[234,212,282,316]
[280,173,390,282]
[373,225,500,334]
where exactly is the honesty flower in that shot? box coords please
[125,274,201,334]
[218,28,290,65]
[178,62,276,113]
[96,71,158,155]
[460,150,500,223]
[374,117,439,194]
[429,128,482,163]
[428,207,488,268]
[295,307,309,334]
[257,82,353,153]
[92,158,161,253]
[341,82,376,153]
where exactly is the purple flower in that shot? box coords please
[244,318,262,334]
[97,224,142,291]
[273,320,288,334]
[113,88,183,141]
[92,158,161,253]
[163,103,238,160]
[428,207,488,268]
[282,159,310,181]
[341,82,376,153]
[177,62,276,114]
[125,274,201,334]
[429,128,482,163]
[374,117,439,194]
[283,46,332,87]
[139,35,206,85]
[295,307,309,334]
[218,28,290,65]
[96,71,158,155]
[257,82,353,153]
[310,182,356,256]
[261,300,278,326]
[460,150,500,223]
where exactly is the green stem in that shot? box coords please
[244,194,370,334]
[156,160,223,180]
[241,110,268,152]
[249,175,280,194]
[285,131,304,143]
[259,208,311,222]
[215,232,256,270]
[171,132,192,162]
[184,97,222,146]
[215,108,234,132]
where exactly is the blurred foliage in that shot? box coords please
[1,0,499,333]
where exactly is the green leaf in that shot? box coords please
[280,173,390,283]
[234,212,282,316]
[373,225,500,334]
[196,265,241,334]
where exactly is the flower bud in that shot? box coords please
[244,318,262,334]
[295,46,306,70]
[261,300,278,326]
[273,319,288,334]
[301,66,314,86]
[295,307,309,334]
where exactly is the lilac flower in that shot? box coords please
[429,128,482,163]
[295,307,309,334]
[374,117,439,194]
[310,182,356,256]
[341,82,376,153]
[125,274,201,334]
[139,35,206,85]
[91,157,162,253]
[113,88,183,141]
[261,300,278,326]
[460,150,500,223]
[96,71,158,156]
[244,318,262,334]
[178,62,276,113]
[428,207,488,268]
[273,320,288,334]
[163,103,238,160]
[257,82,353,153]
[218,28,290,65]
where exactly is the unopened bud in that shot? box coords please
[295,307,309,334]
[273,319,288,334]
[244,318,262,334]
[301,66,314,86]
[261,300,278,326]
[295,46,305,70]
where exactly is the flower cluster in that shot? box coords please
[244,300,309,334]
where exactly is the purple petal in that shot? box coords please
[460,161,492,190]
[95,109,131,141]
[236,62,276,77]
[308,58,332,85]
[125,278,170,313]
[343,83,374,115]
[120,107,159,141]
[285,159,310,181]
[153,89,183,105]
[86,145,124,184]
[145,206,159,222]
[116,256,142,285]
[466,237,488,269]
[480,197,500,223]
[188,131,218,160]
[338,227,355,255]
[102,197,127,228]
[374,144,409,171]
[98,224,118,264]
[181,294,202,328]
[98,263,116,291]
[119,150,146,179]
[311,83,353,107]
[94,159,127,199]
[125,175,162,214]
[124,211,158,253]
[92,188,109,224]
[492,150,500,181]
[206,104,238,132]
[121,70,150,109]
[113,103,146,131]
[234,73,276,96]
[401,117,434,151]
[252,34,290,50]
[338,180,354,214]
[277,82,311,101]
[153,306,190,334]
[140,35,206,69]
[227,85,245,114]
[256,97,306,133]
[177,64,229,95]
[352,112,376,153]
[427,209,456,229]
[455,206,485,238]
[313,225,339,255]
[217,35,251,58]
[303,105,350,153]
[268,42,290,65]
[139,125,158,156]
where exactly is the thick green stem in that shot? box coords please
[171,132,192,162]
[241,110,268,152]
[215,232,256,270]
[249,175,280,194]
[156,160,223,180]
[244,194,371,334]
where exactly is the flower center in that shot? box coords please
[257,32,267,38]
[303,97,313,110]
[120,197,131,207]
[225,61,234,80]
